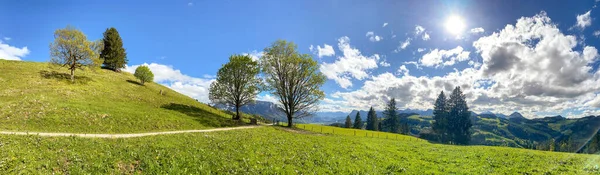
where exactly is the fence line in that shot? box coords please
[296,125,424,142]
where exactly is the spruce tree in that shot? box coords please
[366,107,378,131]
[353,112,362,129]
[100,27,127,71]
[344,115,352,128]
[432,91,449,143]
[446,86,472,145]
[383,98,399,133]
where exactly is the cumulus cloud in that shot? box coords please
[319,36,379,89]
[575,10,592,29]
[0,40,29,61]
[310,44,336,58]
[419,46,470,68]
[594,30,600,37]
[242,50,264,61]
[125,63,215,103]
[3,37,10,41]
[323,11,600,118]
[470,27,485,34]
[382,23,388,27]
[366,31,383,42]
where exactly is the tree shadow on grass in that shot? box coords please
[161,103,243,127]
[126,80,143,86]
[39,70,92,84]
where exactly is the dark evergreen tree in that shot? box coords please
[446,86,473,145]
[432,91,449,143]
[100,27,127,71]
[366,106,378,131]
[344,115,352,128]
[446,86,472,145]
[400,122,410,134]
[383,98,399,133]
[353,112,362,129]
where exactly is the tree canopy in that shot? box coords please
[432,87,472,145]
[382,98,400,133]
[100,27,127,71]
[260,40,326,127]
[209,54,262,120]
[49,25,102,82]
[353,112,362,129]
[366,107,378,131]
[134,65,154,85]
[345,115,352,128]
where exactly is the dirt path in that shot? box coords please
[0,126,262,138]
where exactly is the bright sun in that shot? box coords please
[445,15,465,35]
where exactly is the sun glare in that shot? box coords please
[445,15,465,35]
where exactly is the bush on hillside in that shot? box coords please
[134,65,154,85]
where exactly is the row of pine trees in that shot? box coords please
[340,86,472,145]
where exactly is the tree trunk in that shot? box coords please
[70,69,74,82]
[235,105,240,120]
[287,115,293,127]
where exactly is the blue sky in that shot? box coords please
[2,0,600,118]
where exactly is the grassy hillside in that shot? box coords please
[0,127,598,174]
[0,60,241,133]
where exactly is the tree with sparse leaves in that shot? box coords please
[260,40,326,127]
[134,65,154,85]
[382,98,400,133]
[366,106,378,131]
[344,115,352,128]
[209,55,261,120]
[100,27,128,71]
[49,25,102,82]
[353,112,362,129]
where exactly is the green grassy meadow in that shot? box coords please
[0,127,598,174]
[297,124,427,142]
[0,60,242,133]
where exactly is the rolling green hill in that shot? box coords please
[1,126,598,174]
[0,60,243,133]
[403,113,600,151]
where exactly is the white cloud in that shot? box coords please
[366,31,383,42]
[415,25,425,35]
[0,40,29,61]
[3,37,10,41]
[422,33,430,41]
[414,25,430,41]
[470,27,485,34]
[323,11,600,118]
[187,2,194,6]
[125,63,215,103]
[575,10,592,29]
[419,46,470,68]
[319,36,379,89]
[382,23,388,27]
[242,50,264,61]
[379,59,391,67]
[594,30,600,37]
[397,65,409,76]
[310,44,335,58]
[417,48,426,53]
[394,38,411,52]
[257,94,280,104]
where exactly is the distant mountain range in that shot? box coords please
[216,100,600,150]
